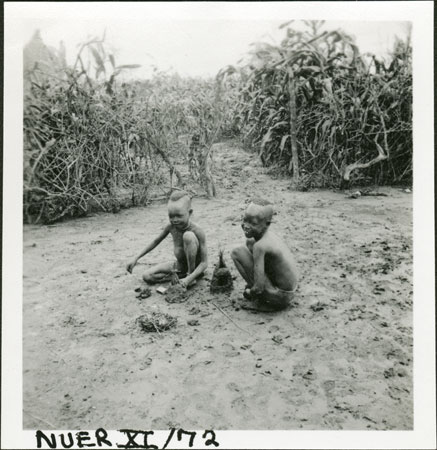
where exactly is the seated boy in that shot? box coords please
[126,190,208,288]
[231,199,298,311]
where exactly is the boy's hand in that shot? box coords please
[179,278,190,289]
[126,259,137,274]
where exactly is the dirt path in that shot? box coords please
[23,142,413,430]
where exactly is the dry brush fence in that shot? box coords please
[23,38,235,223]
[24,25,410,224]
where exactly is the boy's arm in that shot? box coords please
[251,244,266,295]
[181,229,208,286]
[127,224,171,273]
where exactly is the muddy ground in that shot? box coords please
[23,142,413,430]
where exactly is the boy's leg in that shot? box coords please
[241,277,294,312]
[257,287,292,311]
[183,231,199,274]
[231,245,254,287]
[255,276,295,311]
[143,261,175,284]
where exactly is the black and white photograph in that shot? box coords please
[2,2,435,449]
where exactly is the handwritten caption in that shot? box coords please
[36,428,219,449]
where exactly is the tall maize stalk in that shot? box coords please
[229,21,412,189]
[23,36,237,223]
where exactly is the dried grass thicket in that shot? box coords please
[227,21,412,189]
[23,23,412,223]
[23,35,236,224]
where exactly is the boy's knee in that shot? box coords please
[231,246,244,261]
[183,231,198,245]
[142,272,154,283]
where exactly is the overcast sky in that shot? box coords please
[13,2,410,79]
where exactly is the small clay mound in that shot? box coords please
[165,266,189,303]
[170,268,181,286]
[210,250,233,293]
[165,284,188,303]
[136,312,177,333]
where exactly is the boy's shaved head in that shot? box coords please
[246,198,274,223]
[169,190,192,208]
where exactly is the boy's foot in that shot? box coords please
[243,288,252,300]
[238,296,277,313]
[145,275,170,285]
[239,300,277,313]
[181,272,204,288]
[180,278,199,289]
[186,279,197,289]
[145,272,187,285]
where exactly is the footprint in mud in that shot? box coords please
[384,367,395,378]
[293,364,317,381]
[139,357,153,370]
[59,398,81,423]
[226,382,240,392]
[279,387,306,407]
[222,342,236,352]
[271,334,283,344]
[187,319,200,326]
[77,405,93,420]
[302,369,317,381]
[231,396,255,420]
[221,343,240,357]
[384,364,409,379]
[189,306,201,315]
[333,402,359,420]
[62,316,86,327]
[150,416,167,429]
[322,380,336,392]
[322,414,343,429]
[386,348,410,365]
[387,385,404,401]
[61,401,72,414]
[322,379,354,401]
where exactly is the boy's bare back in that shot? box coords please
[250,228,298,291]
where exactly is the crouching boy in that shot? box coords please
[231,199,298,311]
[126,190,208,288]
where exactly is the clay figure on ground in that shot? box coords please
[231,199,298,311]
[126,190,208,288]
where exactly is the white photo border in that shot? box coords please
[3,1,435,449]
